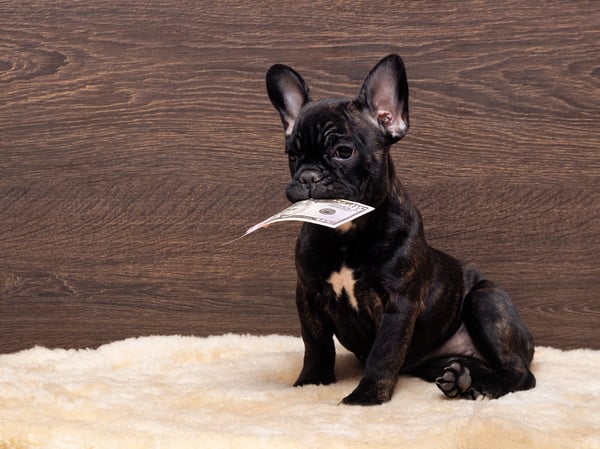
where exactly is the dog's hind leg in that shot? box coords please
[460,278,536,398]
[439,278,536,398]
[411,278,536,399]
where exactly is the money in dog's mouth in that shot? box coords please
[245,199,374,236]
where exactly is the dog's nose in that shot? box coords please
[298,170,323,184]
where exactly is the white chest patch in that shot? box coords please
[327,266,359,311]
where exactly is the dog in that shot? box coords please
[265,54,536,405]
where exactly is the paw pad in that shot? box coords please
[436,362,480,399]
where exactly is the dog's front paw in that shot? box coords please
[436,362,481,400]
[341,378,394,406]
[294,368,336,387]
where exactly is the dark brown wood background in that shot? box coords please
[1,1,598,353]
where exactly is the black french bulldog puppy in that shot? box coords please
[265,54,536,405]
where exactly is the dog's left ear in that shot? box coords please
[266,64,311,136]
[357,54,409,142]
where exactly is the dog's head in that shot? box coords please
[266,54,409,206]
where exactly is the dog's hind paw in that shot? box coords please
[436,362,481,400]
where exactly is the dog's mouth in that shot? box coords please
[286,184,330,203]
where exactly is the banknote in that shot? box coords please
[245,199,375,235]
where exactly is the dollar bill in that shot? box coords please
[245,199,375,235]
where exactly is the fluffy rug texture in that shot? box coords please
[0,334,598,449]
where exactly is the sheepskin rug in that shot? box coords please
[0,334,599,449]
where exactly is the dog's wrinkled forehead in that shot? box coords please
[290,99,362,149]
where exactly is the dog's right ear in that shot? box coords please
[357,54,409,143]
[266,64,311,136]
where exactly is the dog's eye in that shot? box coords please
[333,146,355,160]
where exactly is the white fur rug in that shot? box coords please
[0,334,599,449]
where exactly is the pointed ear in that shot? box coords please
[266,64,311,136]
[357,54,409,142]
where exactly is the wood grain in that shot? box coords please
[1,0,598,353]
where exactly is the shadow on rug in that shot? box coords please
[0,334,599,448]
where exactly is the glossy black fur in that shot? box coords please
[266,55,535,405]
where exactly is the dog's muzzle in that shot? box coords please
[286,169,327,202]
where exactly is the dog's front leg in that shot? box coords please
[294,282,337,387]
[343,297,419,405]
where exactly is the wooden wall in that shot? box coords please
[1,1,598,353]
